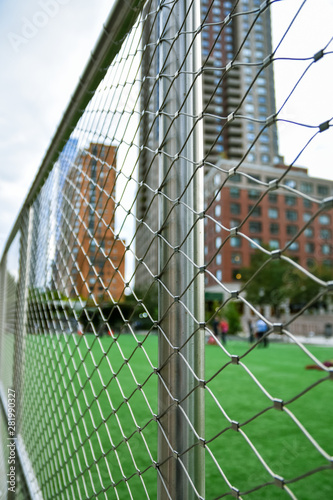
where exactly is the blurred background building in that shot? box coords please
[59,143,126,302]
[201,0,280,165]
[136,0,281,289]
[205,160,333,288]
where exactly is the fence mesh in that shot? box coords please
[0,0,332,499]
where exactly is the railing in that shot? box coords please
[0,0,332,498]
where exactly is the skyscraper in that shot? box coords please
[136,0,280,288]
[201,0,279,165]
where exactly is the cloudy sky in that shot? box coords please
[0,0,332,257]
[0,0,112,255]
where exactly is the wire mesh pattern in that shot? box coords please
[0,0,333,499]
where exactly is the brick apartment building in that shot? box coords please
[63,143,126,302]
[205,160,333,289]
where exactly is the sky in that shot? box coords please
[0,0,332,258]
[0,0,113,256]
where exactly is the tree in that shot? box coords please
[240,251,290,316]
[285,265,332,312]
[223,301,241,335]
[240,249,332,315]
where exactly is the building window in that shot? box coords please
[248,189,261,200]
[261,154,270,163]
[288,242,299,251]
[270,223,279,234]
[230,187,240,198]
[269,193,277,203]
[322,244,331,255]
[215,205,221,217]
[305,242,315,253]
[214,174,221,186]
[285,195,296,206]
[304,227,314,238]
[249,205,261,217]
[259,134,269,143]
[320,229,331,239]
[284,179,297,189]
[269,240,279,249]
[231,173,242,182]
[230,236,241,248]
[247,175,261,184]
[231,253,242,264]
[268,208,279,219]
[215,223,221,233]
[216,270,222,281]
[216,254,222,265]
[303,199,312,208]
[319,214,330,225]
[230,219,241,228]
[250,238,262,248]
[286,225,298,236]
[249,221,262,233]
[300,182,313,194]
[230,203,241,215]
[286,210,298,221]
[323,259,333,268]
[317,184,329,196]
[303,213,312,222]
[215,237,222,249]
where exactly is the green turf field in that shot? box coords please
[20,334,333,499]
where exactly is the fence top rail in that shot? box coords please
[1,0,146,264]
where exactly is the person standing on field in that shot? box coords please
[219,318,228,345]
[256,318,269,347]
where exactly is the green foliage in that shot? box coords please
[205,299,220,323]
[240,250,332,314]
[222,301,241,335]
[240,251,290,314]
[285,265,332,311]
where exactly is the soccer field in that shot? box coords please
[21,333,333,499]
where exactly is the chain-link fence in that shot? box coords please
[1,0,333,498]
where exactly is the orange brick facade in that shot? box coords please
[67,143,126,302]
[205,164,333,286]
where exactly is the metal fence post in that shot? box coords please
[157,0,205,498]
[13,209,32,434]
[11,208,42,500]
[0,256,7,365]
